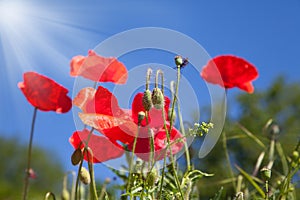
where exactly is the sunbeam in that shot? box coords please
[0,0,111,135]
[0,0,109,87]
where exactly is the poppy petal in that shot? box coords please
[238,82,255,93]
[78,113,137,144]
[73,87,96,113]
[201,55,258,93]
[86,86,125,117]
[18,72,72,113]
[70,50,128,84]
[69,129,124,163]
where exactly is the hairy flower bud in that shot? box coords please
[152,88,164,109]
[71,148,83,166]
[146,171,157,187]
[79,167,91,185]
[142,89,152,111]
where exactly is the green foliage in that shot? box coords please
[0,136,64,199]
[193,77,300,199]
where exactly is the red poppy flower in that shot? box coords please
[200,55,258,93]
[70,50,128,84]
[73,86,184,161]
[73,86,137,144]
[69,129,124,163]
[18,72,72,113]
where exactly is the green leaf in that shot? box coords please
[210,187,224,200]
[235,165,265,198]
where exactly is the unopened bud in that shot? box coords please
[71,148,83,166]
[142,90,152,111]
[138,111,145,124]
[175,55,183,66]
[260,167,271,181]
[175,55,188,67]
[152,88,164,109]
[61,189,70,200]
[79,167,91,185]
[292,151,299,161]
[105,177,111,184]
[270,124,280,136]
[168,109,176,123]
[146,171,157,187]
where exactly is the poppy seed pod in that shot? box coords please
[142,89,152,111]
[71,148,83,165]
[152,88,164,109]
[79,167,91,185]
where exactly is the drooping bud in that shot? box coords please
[79,167,91,185]
[142,89,152,111]
[260,167,271,181]
[61,189,70,200]
[71,148,83,166]
[152,88,164,109]
[138,111,145,124]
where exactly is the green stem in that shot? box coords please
[22,107,38,200]
[265,180,269,200]
[75,158,84,200]
[165,65,184,200]
[223,132,237,190]
[146,68,152,90]
[70,171,76,200]
[127,126,140,199]
[75,128,94,200]
[44,192,56,200]
[145,112,155,168]
[171,81,191,171]
[86,148,98,200]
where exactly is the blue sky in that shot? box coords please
[1,0,300,181]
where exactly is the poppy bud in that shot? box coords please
[71,148,83,166]
[260,167,271,181]
[168,109,176,123]
[152,88,164,109]
[292,150,299,161]
[174,55,188,67]
[142,89,152,111]
[61,189,70,200]
[146,171,157,187]
[175,55,183,66]
[79,167,91,185]
[138,111,145,124]
[105,177,111,184]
